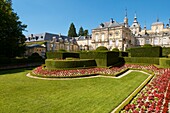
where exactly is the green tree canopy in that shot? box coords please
[84,29,89,36]
[78,26,84,36]
[68,23,77,37]
[0,0,27,58]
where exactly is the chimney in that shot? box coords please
[110,18,113,23]
[166,24,169,28]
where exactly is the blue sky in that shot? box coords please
[13,0,170,36]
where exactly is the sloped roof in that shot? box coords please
[94,20,124,29]
[27,44,45,48]
[152,22,164,26]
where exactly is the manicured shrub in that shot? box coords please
[119,52,128,57]
[45,59,97,69]
[80,51,119,67]
[143,44,152,47]
[162,47,170,57]
[58,49,67,52]
[112,48,119,52]
[96,46,108,51]
[129,46,162,57]
[28,53,44,62]
[46,52,79,59]
[159,58,170,67]
[124,57,160,65]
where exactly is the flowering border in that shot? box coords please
[31,64,170,112]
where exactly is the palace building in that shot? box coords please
[91,11,170,51]
[91,17,132,51]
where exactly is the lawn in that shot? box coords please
[0,68,149,113]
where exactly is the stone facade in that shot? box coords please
[91,18,133,51]
[131,17,170,47]
[92,14,170,51]
[26,32,79,56]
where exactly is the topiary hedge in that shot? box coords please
[45,59,97,69]
[80,51,119,67]
[119,52,128,57]
[46,52,79,59]
[162,47,170,57]
[112,48,119,52]
[129,46,162,57]
[28,53,44,63]
[124,57,160,65]
[96,46,108,51]
[159,58,170,67]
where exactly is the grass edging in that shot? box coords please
[111,71,154,113]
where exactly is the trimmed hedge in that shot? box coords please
[162,47,170,57]
[96,46,108,51]
[129,46,162,57]
[46,52,79,59]
[159,58,170,67]
[124,57,160,65]
[119,52,128,57]
[45,59,97,69]
[80,51,119,67]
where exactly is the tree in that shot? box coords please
[0,0,27,58]
[84,29,89,36]
[78,26,84,36]
[68,23,77,37]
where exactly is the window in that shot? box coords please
[115,31,119,36]
[116,40,119,47]
[163,38,167,45]
[101,34,105,41]
[145,39,150,44]
[154,38,158,45]
[41,36,43,39]
[95,34,98,41]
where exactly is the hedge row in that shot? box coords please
[159,58,170,67]
[129,46,162,57]
[162,47,170,57]
[46,52,79,59]
[0,54,44,66]
[124,57,160,65]
[45,59,97,69]
[80,51,119,67]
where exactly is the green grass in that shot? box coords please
[0,68,149,113]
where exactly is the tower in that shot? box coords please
[130,12,141,35]
[124,8,128,28]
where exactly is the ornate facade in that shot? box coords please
[92,12,170,51]
[91,18,132,51]
[132,18,170,47]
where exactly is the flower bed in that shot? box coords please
[32,66,126,78]
[31,64,170,112]
[32,64,162,78]
[120,65,170,113]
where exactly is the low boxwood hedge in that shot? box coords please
[124,57,160,65]
[159,58,170,67]
[45,59,97,69]
[46,51,79,59]
[129,46,162,57]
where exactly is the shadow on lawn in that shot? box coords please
[0,67,34,75]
